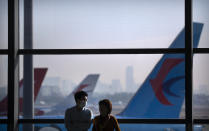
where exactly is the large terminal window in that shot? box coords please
[20,54,187,118]
[1,0,209,131]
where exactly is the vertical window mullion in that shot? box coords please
[8,0,19,130]
[185,0,193,130]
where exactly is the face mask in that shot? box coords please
[79,101,87,108]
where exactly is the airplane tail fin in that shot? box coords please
[0,68,48,116]
[72,74,100,95]
[34,68,48,100]
[19,68,48,101]
[119,22,204,118]
[47,74,100,115]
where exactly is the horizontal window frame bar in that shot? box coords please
[1,48,209,55]
[0,50,8,54]
[19,48,185,54]
[193,48,209,53]
[118,119,186,124]
[1,119,209,124]
[194,119,209,124]
[18,119,185,124]
[17,119,209,124]
[18,48,209,55]
[0,119,7,124]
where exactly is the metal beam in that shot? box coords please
[185,0,193,130]
[7,118,209,124]
[8,0,19,130]
[18,48,185,54]
[23,0,34,131]
[0,50,8,54]
[18,118,186,124]
[18,48,209,55]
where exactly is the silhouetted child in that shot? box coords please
[92,99,120,131]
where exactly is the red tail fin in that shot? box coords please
[34,68,48,100]
[0,68,48,116]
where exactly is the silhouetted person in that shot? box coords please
[65,91,93,131]
[92,99,120,131]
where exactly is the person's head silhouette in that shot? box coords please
[74,91,88,109]
[99,99,112,117]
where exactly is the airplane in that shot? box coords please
[0,68,48,116]
[1,22,204,131]
[116,22,204,131]
[38,74,100,116]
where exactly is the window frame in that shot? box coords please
[1,0,209,131]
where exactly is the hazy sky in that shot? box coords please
[1,0,209,94]
[31,0,185,49]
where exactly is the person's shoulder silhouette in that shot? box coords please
[92,99,120,131]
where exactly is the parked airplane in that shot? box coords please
[38,74,100,116]
[1,22,204,131]
[0,68,48,116]
[116,22,203,131]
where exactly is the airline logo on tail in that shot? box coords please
[119,22,203,118]
[73,84,89,94]
[71,74,100,95]
[150,58,184,105]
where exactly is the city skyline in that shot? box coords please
[39,65,139,95]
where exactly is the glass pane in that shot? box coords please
[20,54,186,119]
[21,0,185,49]
[194,0,209,48]
[195,124,209,131]
[0,124,7,131]
[0,55,8,118]
[193,54,209,119]
[18,124,188,131]
[19,124,67,131]
[0,0,8,49]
